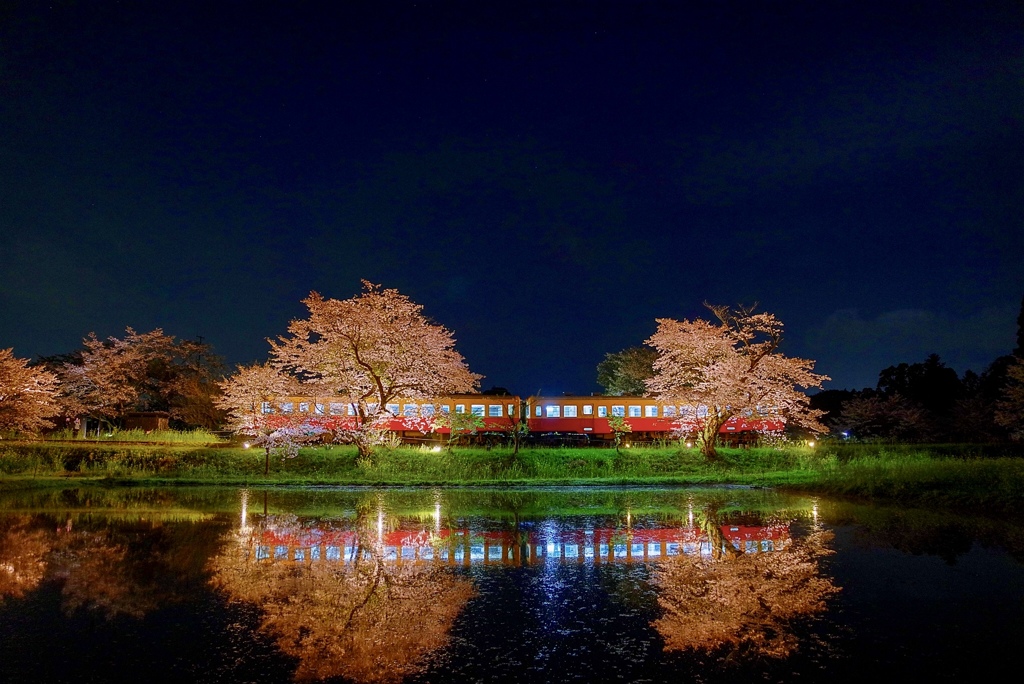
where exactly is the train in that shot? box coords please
[269,393,785,447]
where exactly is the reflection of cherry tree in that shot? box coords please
[208,512,475,683]
[50,528,160,618]
[1,514,211,618]
[0,516,50,601]
[653,507,839,660]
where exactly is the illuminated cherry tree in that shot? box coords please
[270,282,481,458]
[995,357,1024,440]
[217,363,320,475]
[0,348,59,433]
[646,304,828,459]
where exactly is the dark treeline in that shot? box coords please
[810,296,1024,443]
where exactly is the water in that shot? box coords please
[1,486,1022,683]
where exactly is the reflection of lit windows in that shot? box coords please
[403,404,417,417]
[746,540,758,553]
[545,405,560,418]
[645,405,657,417]
[663,405,676,417]
[325,546,341,561]
[564,405,578,417]
[261,401,272,414]
[761,540,774,552]
[455,404,466,414]
[598,406,608,417]
[628,405,641,417]
[611,405,625,417]
[471,404,485,416]
[281,402,294,414]
[386,403,400,415]
[488,405,503,417]
[314,403,325,415]
[421,404,435,416]
[582,404,593,415]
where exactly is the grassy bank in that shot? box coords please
[2,440,1023,513]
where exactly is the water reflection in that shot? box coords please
[209,496,476,683]
[2,486,1024,682]
[652,500,838,659]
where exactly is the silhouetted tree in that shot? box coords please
[596,346,657,396]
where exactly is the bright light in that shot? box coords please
[685,442,693,448]
[243,442,251,449]
[808,441,816,448]
[431,445,442,452]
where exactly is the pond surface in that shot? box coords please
[2,486,1023,683]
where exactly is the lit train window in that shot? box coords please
[582,405,593,415]
[403,404,417,417]
[628,406,641,417]
[535,406,542,417]
[261,401,272,414]
[299,402,309,413]
[421,404,435,416]
[507,404,515,416]
[314,403,325,415]
[440,405,451,414]
[329,403,344,415]
[455,404,466,414]
[598,406,608,417]
[488,405,502,417]
[564,405,577,417]
[545,405,560,418]
[367,403,379,415]
[611,406,625,417]
[386,403,400,415]
[471,404,485,416]
[645,405,657,417]
[663,406,676,417]
[281,402,294,414]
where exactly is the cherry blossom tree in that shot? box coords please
[646,304,828,459]
[217,363,320,475]
[270,282,481,459]
[0,348,59,433]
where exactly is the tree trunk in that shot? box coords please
[699,418,725,460]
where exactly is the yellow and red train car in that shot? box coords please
[526,395,784,445]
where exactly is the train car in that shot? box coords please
[271,393,522,443]
[526,395,785,445]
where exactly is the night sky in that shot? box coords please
[2,1,1022,396]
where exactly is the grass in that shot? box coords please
[37,427,226,444]
[1,440,1023,513]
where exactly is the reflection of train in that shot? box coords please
[271,393,784,446]
[249,522,792,566]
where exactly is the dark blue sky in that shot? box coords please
[2,1,1022,395]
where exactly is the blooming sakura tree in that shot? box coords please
[0,348,59,433]
[646,304,828,459]
[217,363,320,475]
[270,282,481,459]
